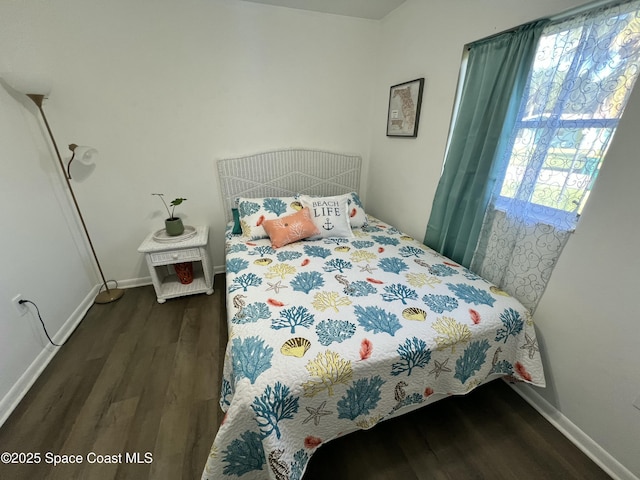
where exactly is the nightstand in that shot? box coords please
[138,225,214,303]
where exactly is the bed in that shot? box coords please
[202,149,545,480]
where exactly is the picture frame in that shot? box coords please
[386,78,425,138]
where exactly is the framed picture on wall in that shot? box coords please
[386,78,425,138]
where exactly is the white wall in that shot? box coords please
[0,84,96,421]
[0,0,380,280]
[533,78,640,476]
[370,0,640,476]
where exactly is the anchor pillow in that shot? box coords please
[300,194,353,239]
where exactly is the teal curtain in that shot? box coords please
[424,21,546,267]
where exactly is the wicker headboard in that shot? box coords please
[217,148,362,222]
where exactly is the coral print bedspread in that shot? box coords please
[202,217,545,480]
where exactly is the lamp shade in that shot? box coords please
[0,73,51,96]
[73,146,98,166]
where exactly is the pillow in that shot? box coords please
[300,194,353,239]
[346,192,367,228]
[231,208,242,234]
[237,196,301,239]
[262,207,319,248]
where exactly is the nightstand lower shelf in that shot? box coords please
[156,273,212,303]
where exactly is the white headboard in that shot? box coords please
[217,148,362,222]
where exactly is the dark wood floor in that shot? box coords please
[0,274,610,480]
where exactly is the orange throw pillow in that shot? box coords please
[262,207,320,248]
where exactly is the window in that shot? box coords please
[497,5,640,228]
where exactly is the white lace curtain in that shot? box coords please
[471,0,640,312]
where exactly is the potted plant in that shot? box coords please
[153,193,187,236]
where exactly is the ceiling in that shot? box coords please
[239,0,407,20]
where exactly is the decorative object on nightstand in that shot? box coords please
[173,262,194,284]
[152,193,187,236]
[138,225,214,303]
[1,74,124,304]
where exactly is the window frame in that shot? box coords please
[492,9,640,228]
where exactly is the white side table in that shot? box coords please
[138,225,214,303]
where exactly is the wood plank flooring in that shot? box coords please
[0,274,610,479]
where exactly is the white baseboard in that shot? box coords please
[117,276,153,289]
[0,283,101,428]
[508,382,638,480]
[119,265,225,290]
[0,267,226,428]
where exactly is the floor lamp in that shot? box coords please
[7,81,124,304]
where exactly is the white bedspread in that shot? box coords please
[202,217,545,480]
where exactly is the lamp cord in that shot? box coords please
[19,299,66,347]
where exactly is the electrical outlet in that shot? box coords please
[12,294,28,316]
